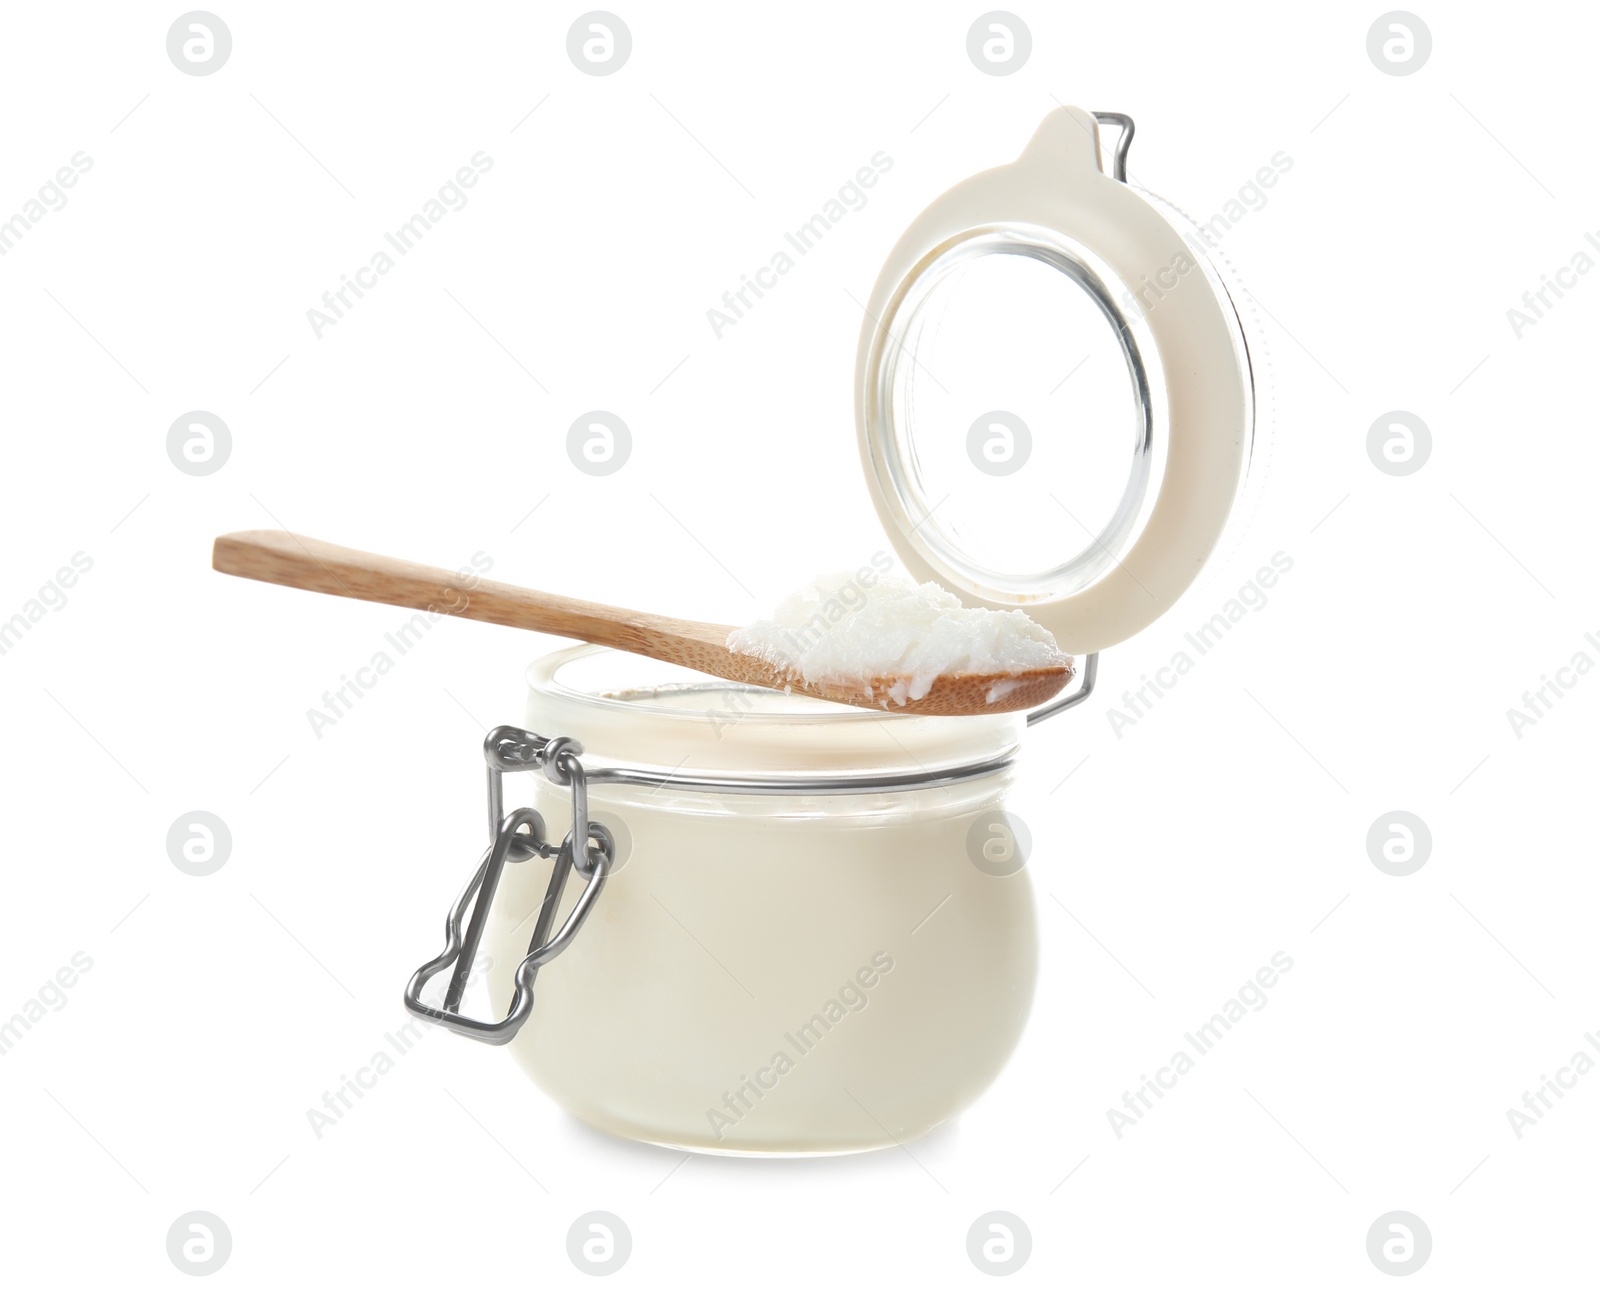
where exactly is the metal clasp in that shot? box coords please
[1026,651,1098,726]
[403,726,613,1045]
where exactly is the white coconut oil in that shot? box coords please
[728,566,1067,705]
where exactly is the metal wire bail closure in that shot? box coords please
[403,726,613,1045]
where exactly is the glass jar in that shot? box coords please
[481,645,1037,1155]
[401,104,1253,1158]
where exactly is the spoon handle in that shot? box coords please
[211,530,728,654]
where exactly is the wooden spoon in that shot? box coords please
[212,531,1072,716]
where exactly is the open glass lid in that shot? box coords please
[855,107,1254,656]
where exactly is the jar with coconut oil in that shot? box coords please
[480,646,1037,1155]
[405,105,1258,1156]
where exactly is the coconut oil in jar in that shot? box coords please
[482,645,1038,1155]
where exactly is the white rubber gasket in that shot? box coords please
[855,107,1252,656]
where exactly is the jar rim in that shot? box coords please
[525,645,1024,788]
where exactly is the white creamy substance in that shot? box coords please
[727,568,1068,705]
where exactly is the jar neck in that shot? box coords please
[526,645,1025,784]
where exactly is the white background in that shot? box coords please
[2,0,1596,1283]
